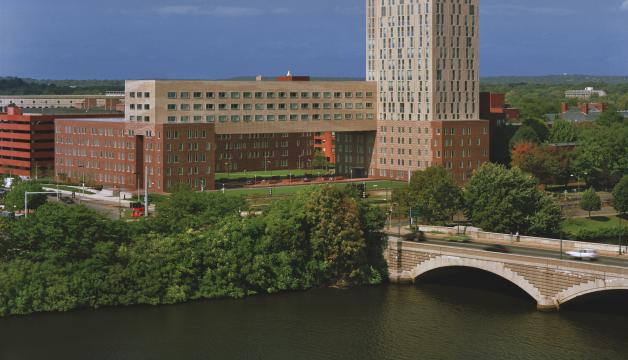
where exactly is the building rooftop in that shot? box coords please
[56,117,126,123]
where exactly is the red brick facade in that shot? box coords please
[0,105,122,178]
[314,132,336,164]
[55,119,216,193]
[215,132,315,173]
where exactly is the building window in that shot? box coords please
[167,92,176,99]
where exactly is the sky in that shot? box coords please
[0,0,627,79]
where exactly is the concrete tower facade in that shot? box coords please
[367,0,489,182]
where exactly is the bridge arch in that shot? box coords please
[557,278,628,306]
[409,256,543,305]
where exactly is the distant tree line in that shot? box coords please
[0,77,124,96]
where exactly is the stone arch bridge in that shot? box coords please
[387,239,628,311]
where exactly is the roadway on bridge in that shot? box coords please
[390,236,628,268]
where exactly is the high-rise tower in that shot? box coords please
[368,0,489,182]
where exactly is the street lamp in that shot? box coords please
[77,164,86,204]
[619,216,624,255]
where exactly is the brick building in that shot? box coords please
[0,105,122,178]
[55,119,215,193]
[367,0,490,183]
[314,132,336,165]
[0,94,124,113]
[480,93,521,124]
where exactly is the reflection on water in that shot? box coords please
[1,269,626,360]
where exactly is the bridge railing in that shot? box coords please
[417,225,626,255]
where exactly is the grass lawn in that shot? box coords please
[216,169,330,180]
[562,215,627,233]
[219,180,406,198]
[128,193,170,204]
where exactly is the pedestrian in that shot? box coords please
[516,231,520,242]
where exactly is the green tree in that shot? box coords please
[311,150,330,171]
[580,188,602,218]
[612,176,628,216]
[511,142,572,186]
[547,119,577,144]
[464,163,562,236]
[597,105,625,127]
[3,181,46,212]
[400,167,463,224]
[151,189,247,234]
[522,118,550,142]
[4,203,128,262]
[304,186,373,287]
[573,123,628,187]
[509,125,540,148]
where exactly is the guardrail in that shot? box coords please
[418,225,626,254]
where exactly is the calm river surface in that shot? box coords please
[1,270,627,360]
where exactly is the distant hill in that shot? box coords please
[224,76,364,81]
[2,75,628,95]
[481,75,628,85]
[0,77,124,95]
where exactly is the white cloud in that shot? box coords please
[156,4,292,17]
[622,0,628,11]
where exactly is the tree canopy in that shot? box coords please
[394,167,462,225]
[3,181,47,212]
[509,125,540,148]
[572,123,628,188]
[547,120,577,144]
[0,186,388,316]
[580,188,602,218]
[612,176,628,216]
[464,163,562,236]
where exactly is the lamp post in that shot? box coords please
[77,164,86,204]
[620,216,624,255]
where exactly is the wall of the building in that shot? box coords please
[0,110,55,178]
[215,132,315,173]
[55,120,137,189]
[368,0,487,182]
[125,80,378,134]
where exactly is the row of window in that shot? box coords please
[166,113,375,123]
[166,91,374,100]
[129,92,151,98]
[166,102,374,111]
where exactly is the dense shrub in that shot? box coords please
[0,186,387,316]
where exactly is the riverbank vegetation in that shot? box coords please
[0,186,387,317]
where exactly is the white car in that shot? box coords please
[566,249,599,261]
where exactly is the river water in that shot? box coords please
[1,269,627,360]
